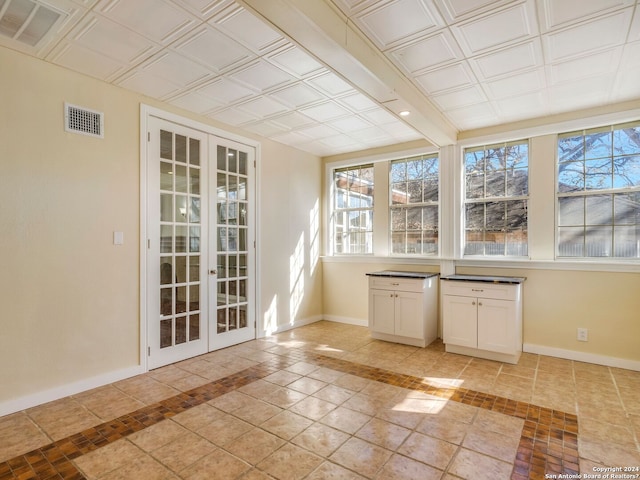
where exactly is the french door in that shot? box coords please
[146,116,255,369]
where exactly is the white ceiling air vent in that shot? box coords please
[64,103,104,139]
[0,0,65,48]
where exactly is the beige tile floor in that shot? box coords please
[1,321,639,479]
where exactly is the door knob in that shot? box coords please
[209,269,217,275]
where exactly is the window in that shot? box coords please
[557,122,640,258]
[332,164,374,254]
[464,141,529,256]
[390,154,439,255]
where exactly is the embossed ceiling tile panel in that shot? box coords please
[349,125,390,142]
[444,102,499,130]
[235,96,289,119]
[484,69,546,100]
[451,0,538,56]
[381,121,421,139]
[470,39,542,81]
[612,62,640,102]
[67,14,158,65]
[139,51,212,88]
[547,76,611,112]
[267,45,325,78]
[300,101,351,122]
[389,30,462,74]
[70,0,100,6]
[543,9,632,62]
[359,107,400,125]
[270,112,315,129]
[173,26,254,73]
[326,116,373,133]
[306,72,356,96]
[296,140,338,156]
[320,134,362,149]
[243,121,290,137]
[495,91,548,119]
[172,0,232,20]
[334,92,379,112]
[197,77,254,105]
[549,48,622,85]
[296,123,341,140]
[629,7,640,42]
[116,69,181,99]
[620,40,640,70]
[207,107,258,126]
[331,0,380,17]
[433,0,512,23]
[414,62,475,94]
[228,60,294,93]
[168,91,223,114]
[355,0,443,49]
[431,85,487,110]
[95,0,197,44]
[268,84,326,109]
[49,41,127,80]
[537,0,632,31]
[270,131,314,147]
[212,5,286,54]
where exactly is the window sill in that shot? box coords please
[320,255,640,272]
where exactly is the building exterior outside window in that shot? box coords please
[557,122,640,258]
[464,140,529,257]
[332,164,374,254]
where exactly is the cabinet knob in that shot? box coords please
[472,301,476,306]
[478,302,483,306]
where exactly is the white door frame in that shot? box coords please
[140,104,261,371]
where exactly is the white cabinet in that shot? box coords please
[367,272,438,348]
[441,276,524,364]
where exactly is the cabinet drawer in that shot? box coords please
[369,276,425,293]
[441,280,519,301]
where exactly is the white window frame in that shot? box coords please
[330,163,375,255]
[555,121,640,260]
[462,140,530,258]
[388,153,440,257]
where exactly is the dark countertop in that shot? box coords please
[440,274,525,284]
[366,270,439,279]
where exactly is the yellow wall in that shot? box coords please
[0,46,323,406]
[457,267,640,361]
[322,261,640,363]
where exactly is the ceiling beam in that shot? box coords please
[240,0,458,147]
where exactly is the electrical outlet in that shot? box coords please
[577,328,588,342]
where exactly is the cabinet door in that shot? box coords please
[395,291,423,339]
[477,298,516,355]
[443,295,477,348]
[370,289,395,335]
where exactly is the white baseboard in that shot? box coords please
[524,343,640,372]
[323,315,368,327]
[260,315,324,336]
[0,365,145,418]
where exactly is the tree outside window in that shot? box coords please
[464,141,529,256]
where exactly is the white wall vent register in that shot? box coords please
[0,0,66,47]
[64,103,104,138]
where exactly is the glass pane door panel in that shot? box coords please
[215,144,250,336]
[158,129,202,350]
[190,314,200,340]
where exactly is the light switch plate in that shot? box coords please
[113,231,124,245]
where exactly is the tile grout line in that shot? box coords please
[0,349,579,480]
